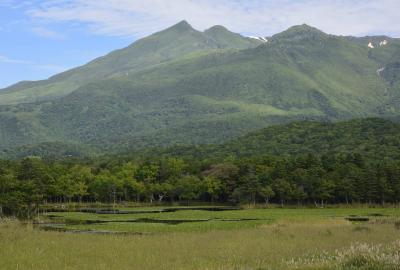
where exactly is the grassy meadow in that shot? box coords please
[1,206,400,270]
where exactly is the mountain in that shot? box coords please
[156,118,400,161]
[1,22,400,158]
[0,21,261,105]
[6,118,400,161]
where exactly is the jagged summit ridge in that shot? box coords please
[168,20,194,32]
[247,24,324,43]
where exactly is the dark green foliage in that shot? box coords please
[151,118,400,162]
[212,118,400,160]
[381,62,400,86]
[1,142,97,160]
[2,119,400,218]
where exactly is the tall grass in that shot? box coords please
[1,218,399,270]
[287,240,400,270]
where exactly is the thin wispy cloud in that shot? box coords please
[0,0,34,9]
[22,0,400,38]
[30,27,66,40]
[0,55,31,64]
[0,55,67,72]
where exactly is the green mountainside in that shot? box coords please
[0,21,261,105]
[1,22,400,158]
[4,118,399,163]
[156,118,400,161]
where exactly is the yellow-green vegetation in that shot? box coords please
[1,207,400,270]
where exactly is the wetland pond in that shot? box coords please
[34,206,397,234]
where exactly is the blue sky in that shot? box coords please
[1,0,400,89]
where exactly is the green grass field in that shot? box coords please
[1,207,400,270]
[39,206,400,234]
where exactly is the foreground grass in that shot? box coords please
[287,240,400,270]
[1,210,400,269]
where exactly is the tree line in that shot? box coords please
[1,152,400,218]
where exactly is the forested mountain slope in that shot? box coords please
[1,23,400,156]
[4,118,400,161]
[157,118,400,162]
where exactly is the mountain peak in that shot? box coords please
[204,25,229,33]
[282,24,325,35]
[294,23,317,29]
[203,24,262,49]
[272,24,327,42]
[169,20,194,32]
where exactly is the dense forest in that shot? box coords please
[1,153,400,218]
[1,118,400,218]
[150,118,400,161]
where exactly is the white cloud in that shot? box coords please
[22,0,400,38]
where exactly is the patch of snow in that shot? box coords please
[379,40,388,46]
[368,42,374,48]
[249,36,268,42]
